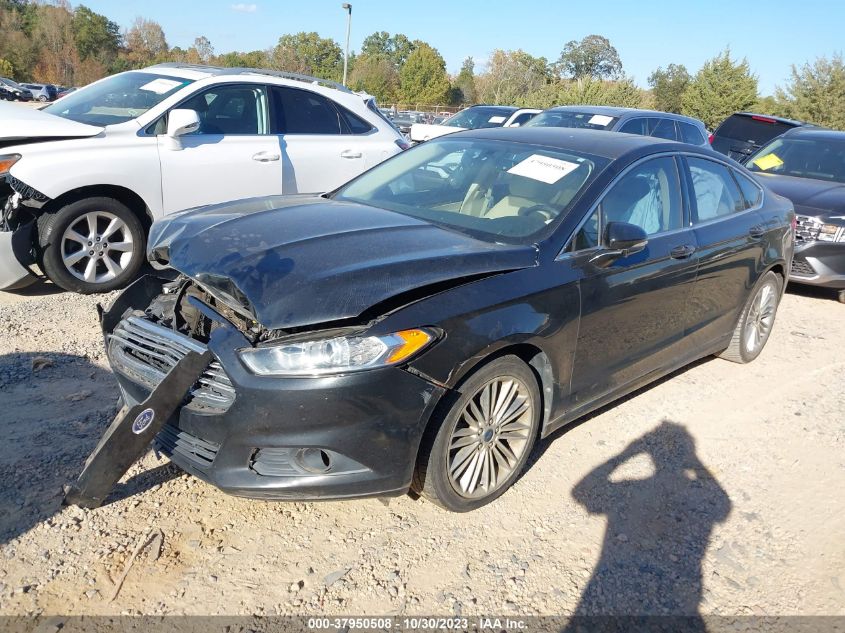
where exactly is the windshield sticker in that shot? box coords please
[752,153,783,171]
[488,115,507,124]
[507,154,581,184]
[588,114,614,127]
[140,78,183,94]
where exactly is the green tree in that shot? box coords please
[216,50,269,68]
[349,53,398,102]
[71,5,119,63]
[399,43,450,105]
[360,31,418,69]
[476,49,550,105]
[452,56,476,104]
[682,49,758,129]
[271,32,342,81]
[648,63,690,113]
[519,77,644,109]
[556,34,622,80]
[774,54,845,130]
[0,57,13,78]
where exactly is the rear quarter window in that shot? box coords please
[679,122,705,145]
[734,170,763,208]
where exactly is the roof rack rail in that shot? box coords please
[149,63,354,94]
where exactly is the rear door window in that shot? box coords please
[687,157,746,222]
[651,118,679,141]
[271,86,343,134]
[679,121,705,145]
[715,115,794,145]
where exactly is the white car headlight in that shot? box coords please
[239,328,437,377]
[0,154,20,175]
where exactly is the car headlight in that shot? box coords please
[0,154,20,175]
[239,328,437,377]
[817,224,844,242]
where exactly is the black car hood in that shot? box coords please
[755,173,845,217]
[148,196,538,330]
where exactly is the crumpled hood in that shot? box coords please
[0,101,103,142]
[756,173,845,217]
[148,196,538,329]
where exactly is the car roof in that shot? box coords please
[542,105,702,122]
[144,63,354,94]
[453,126,704,159]
[780,127,845,141]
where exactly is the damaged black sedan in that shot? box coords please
[95,128,794,512]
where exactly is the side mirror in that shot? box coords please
[167,109,200,137]
[590,222,648,265]
[606,221,648,255]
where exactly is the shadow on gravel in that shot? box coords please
[0,352,176,545]
[785,283,842,303]
[565,421,731,627]
[2,278,64,298]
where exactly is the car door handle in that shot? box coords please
[340,150,362,159]
[749,225,765,239]
[670,245,696,259]
[252,151,280,162]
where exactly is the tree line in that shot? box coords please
[1,0,844,130]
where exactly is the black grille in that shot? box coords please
[791,258,816,277]
[108,316,235,412]
[155,424,220,468]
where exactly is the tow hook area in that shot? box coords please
[63,348,213,508]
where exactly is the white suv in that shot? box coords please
[0,63,406,293]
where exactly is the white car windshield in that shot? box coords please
[44,71,194,126]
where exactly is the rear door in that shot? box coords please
[269,86,382,193]
[682,155,766,348]
[158,83,283,213]
[566,155,699,409]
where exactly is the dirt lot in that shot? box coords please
[0,281,842,618]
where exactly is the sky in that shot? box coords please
[81,0,842,95]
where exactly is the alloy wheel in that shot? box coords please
[744,282,776,354]
[60,211,135,284]
[447,376,533,499]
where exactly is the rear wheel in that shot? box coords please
[413,356,541,512]
[837,289,845,304]
[37,197,146,294]
[719,271,782,363]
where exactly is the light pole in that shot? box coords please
[341,3,352,86]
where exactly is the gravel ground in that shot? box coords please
[0,281,843,618]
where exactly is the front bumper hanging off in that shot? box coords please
[63,347,213,508]
[0,191,39,291]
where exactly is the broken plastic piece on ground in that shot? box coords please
[62,348,213,509]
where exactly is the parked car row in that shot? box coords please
[0,62,841,304]
[0,79,61,102]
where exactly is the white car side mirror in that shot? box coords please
[167,109,200,137]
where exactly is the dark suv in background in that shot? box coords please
[711,113,814,163]
[0,77,33,101]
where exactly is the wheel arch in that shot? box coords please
[42,185,154,232]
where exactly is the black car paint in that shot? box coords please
[107,128,793,501]
[710,113,811,163]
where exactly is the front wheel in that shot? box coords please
[413,356,541,512]
[719,271,782,364]
[37,197,146,294]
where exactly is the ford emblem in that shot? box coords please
[131,408,155,435]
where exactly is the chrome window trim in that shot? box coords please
[556,151,687,260]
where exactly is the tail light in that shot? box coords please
[708,133,714,144]
[791,216,798,233]
[395,139,411,151]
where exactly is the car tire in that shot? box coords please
[37,197,146,294]
[413,355,541,512]
[837,289,845,304]
[37,95,47,102]
[719,271,782,364]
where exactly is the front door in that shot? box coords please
[158,84,283,213]
[566,155,699,409]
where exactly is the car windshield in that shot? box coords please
[442,107,516,129]
[44,71,194,126]
[333,138,608,244]
[527,110,619,130]
[1,78,24,90]
[747,137,845,183]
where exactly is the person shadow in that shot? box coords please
[565,420,731,632]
